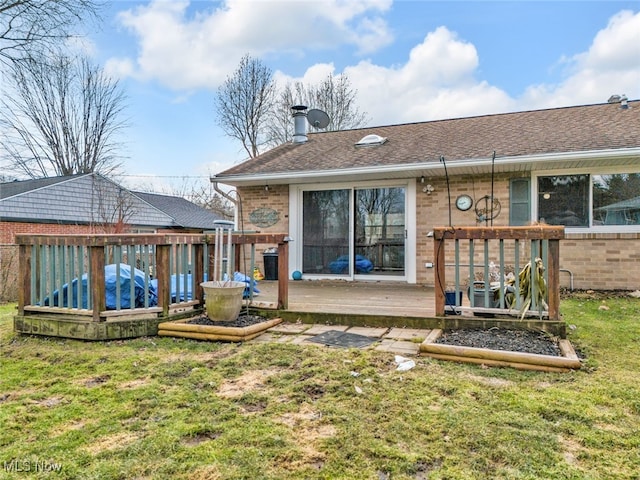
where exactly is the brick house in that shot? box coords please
[211,99,640,291]
[0,173,224,300]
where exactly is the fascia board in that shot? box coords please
[212,147,640,187]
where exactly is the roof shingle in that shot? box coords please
[216,101,640,178]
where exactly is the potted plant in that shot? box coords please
[200,280,246,321]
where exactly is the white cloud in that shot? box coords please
[327,26,513,125]
[282,10,639,127]
[107,0,393,90]
[521,10,640,108]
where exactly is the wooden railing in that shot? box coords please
[433,226,564,320]
[15,233,290,321]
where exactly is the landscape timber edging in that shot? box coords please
[420,329,582,372]
[157,317,283,342]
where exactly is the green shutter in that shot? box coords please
[510,178,531,226]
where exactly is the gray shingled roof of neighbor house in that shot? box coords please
[0,176,70,199]
[0,173,223,230]
[213,100,640,185]
[132,191,224,230]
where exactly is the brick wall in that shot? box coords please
[560,233,640,290]
[416,174,516,285]
[237,185,290,276]
[188,180,640,291]
[0,221,99,244]
[415,174,640,291]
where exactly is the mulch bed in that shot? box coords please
[185,314,269,328]
[435,328,561,356]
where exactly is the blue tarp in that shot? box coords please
[223,271,261,298]
[328,255,374,274]
[45,264,259,309]
[46,264,158,309]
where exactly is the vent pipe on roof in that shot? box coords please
[620,94,629,109]
[291,105,308,144]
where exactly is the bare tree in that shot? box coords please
[135,178,234,220]
[90,176,137,234]
[0,0,102,65]
[0,53,128,178]
[268,73,369,146]
[214,54,276,159]
[266,81,309,146]
[311,74,368,131]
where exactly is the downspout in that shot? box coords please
[211,178,239,228]
[211,179,237,207]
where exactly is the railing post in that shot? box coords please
[547,238,561,320]
[17,245,30,315]
[193,243,205,307]
[277,240,289,310]
[434,235,446,316]
[156,245,171,317]
[90,246,105,321]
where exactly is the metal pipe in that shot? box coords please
[211,180,238,206]
[559,268,574,291]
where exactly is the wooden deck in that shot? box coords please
[13,227,568,340]
[251,280,436,317]
[248,280,566,336]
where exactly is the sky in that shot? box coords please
[80,0,640,194]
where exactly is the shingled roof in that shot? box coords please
[214,100,640,185]
[0,173,223,230]
[132,191,224,230]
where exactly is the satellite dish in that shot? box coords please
[307,109,330,129]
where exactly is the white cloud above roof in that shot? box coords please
[105,0,393,89]
[520,9,640,109]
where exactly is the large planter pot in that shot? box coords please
[201,281,245,321]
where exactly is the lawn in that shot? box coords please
[0,298,639,479]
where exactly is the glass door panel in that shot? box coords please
[354,187,405,276]
[302,189,350,275]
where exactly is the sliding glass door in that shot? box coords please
[302,189,350,275]
[301,186,406,278]
[354,187,405,277]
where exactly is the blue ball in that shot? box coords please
[292,270,302,280]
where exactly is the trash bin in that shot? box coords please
[468,281,500,308]
[444,290,462,315]
[263,248,278,280]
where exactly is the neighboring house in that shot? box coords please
[211,99,640,291]
[0,173,224,300]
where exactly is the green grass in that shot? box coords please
[0,298,639,479]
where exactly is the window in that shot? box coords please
[509,178,530,226]
[593,174,640,226]
[536,172,640,228]
[538,175,589,227]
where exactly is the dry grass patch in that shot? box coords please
[466,374,515,388]
[84,431,143,455]
[28,396,66,408]
[277,403,337,472]
[118,378,150,389]
[558,434,583,466]
[217,368,280,399]
[50,419,90,437]
[161,351,221,364]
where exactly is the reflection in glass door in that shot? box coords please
[355,187,405,277]
[302,189,350,275]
